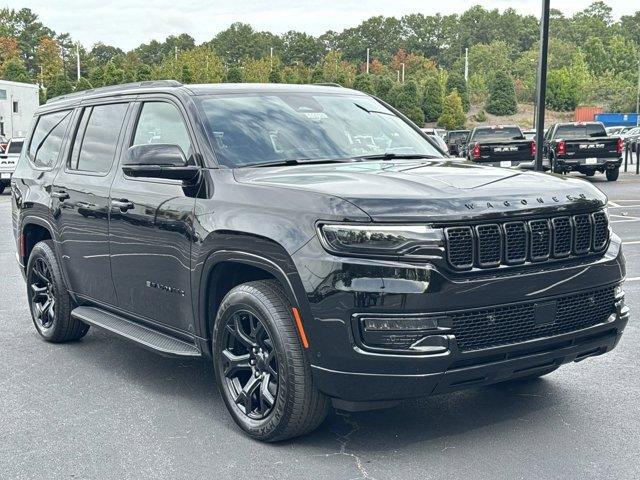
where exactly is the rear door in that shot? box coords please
[51,101,132,305]
[108,97,198,332]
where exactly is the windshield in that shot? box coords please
[7,140,23,154]
[555,123,606,139]
[470,127,523,142]
[196,93,442,167]
[448,131,468,142]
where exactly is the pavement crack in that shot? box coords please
[324,411,374,480]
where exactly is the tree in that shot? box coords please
[486,71,518,115]
[353,73,376,95]
[226,66,244,83]
[438,90,466,130]
[388,80,425,125]
[46,74,73,100]
[180,64,192,83]
[1,57,31,83]
[422,76,443,122]
[374,75,394,102]
[74,76,93,92]
[445,72,469,112]
[546,68,579,111]
[36,37,63,87]
[101,61,125,86]
[268,67,282,83]
[280,31,324,65]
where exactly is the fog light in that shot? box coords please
[357,315,449,354]
[362,316,440,331]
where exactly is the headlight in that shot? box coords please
[318,223,443,256]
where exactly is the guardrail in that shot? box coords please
[624,143,640,175]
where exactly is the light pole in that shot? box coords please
[401,63,405,83]
[76,43,81,81]
[366,48,370,74]
[534,0,550,172]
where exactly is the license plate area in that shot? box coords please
[585,157,598,165]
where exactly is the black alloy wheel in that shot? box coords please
[29,257,57,330]
[220,310,279,420]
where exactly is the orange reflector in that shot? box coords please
[291,307,309,349]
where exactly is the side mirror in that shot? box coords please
[122,144,200,181]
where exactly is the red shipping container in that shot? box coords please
[574,106,603,122]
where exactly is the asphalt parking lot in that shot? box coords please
[0,172,639,480]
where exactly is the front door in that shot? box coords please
[108,99,197,332]
[52,102,131,305]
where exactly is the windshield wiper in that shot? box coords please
[353,103,396,116]
[354,153,440,161]
[244,158,354,168]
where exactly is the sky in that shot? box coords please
[10,0,639,50]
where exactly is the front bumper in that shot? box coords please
[293,235,628,405]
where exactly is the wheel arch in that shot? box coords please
[20,216,55,268]
[196,238,311,355]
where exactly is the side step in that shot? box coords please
[71,306,201,358]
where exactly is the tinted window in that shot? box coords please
[448,131,468,142]
[132,102,191,156]
[196,93,441,167]
[555,123,606,139]
[29,111,72,168]
[70,103,128,173]
[470,127,523,141]
[8,140,24,154]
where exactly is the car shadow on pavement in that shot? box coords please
[63,327,566,451]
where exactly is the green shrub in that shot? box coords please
[438,90,466,130]
[422,76,443,122]
[486,71,518,116]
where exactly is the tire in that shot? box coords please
[551,157,563,174]
[212,280,329,442]
[606,167,619,181]
[585,171,595,177]
[26,240,89,342]
[0,184,5,195]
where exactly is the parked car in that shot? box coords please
[12,81,629,442]
[420,128,448,152]
[445,129,469,156]
[605,126,633,136]
[464,125,536,168]
[0,137,24,194]
[622,126,640,153]
[544,121,623,181]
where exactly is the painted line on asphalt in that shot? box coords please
[626,277,640,282]
[623,240,640,245]
[608,204,640,209]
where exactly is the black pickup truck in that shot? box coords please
[464,125,536,168]
[544,121,623,181]
[445,129,469,156]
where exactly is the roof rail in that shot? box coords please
[313,82,343,88]
[46,79,183,104]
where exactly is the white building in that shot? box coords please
[0,80,39,139]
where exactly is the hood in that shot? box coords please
[233,160,607,222]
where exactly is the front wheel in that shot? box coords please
[606,167,619,181]
[26,240,89,342]
[213,280,329,442]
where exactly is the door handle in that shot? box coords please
[111,199,134,211]
[51,190,69,200]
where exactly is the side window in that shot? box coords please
[69,103,128,173]
[28,110,72,168]
[132,102,191,156]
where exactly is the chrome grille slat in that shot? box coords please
[445,211,609,270]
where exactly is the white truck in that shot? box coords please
[0,137,24,194]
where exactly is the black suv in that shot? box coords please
[11,81,629,441]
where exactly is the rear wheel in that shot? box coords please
[26,240,89,342]
[606,167,619,181]
[585,171,595,177]
[551,157,563,174]
[213,280,329,442]
[0,184,5,195]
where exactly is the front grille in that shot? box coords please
[444,210,609,270]
[451,286,616,351]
